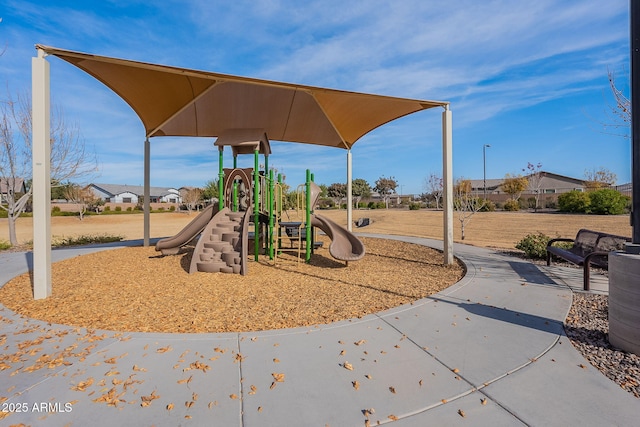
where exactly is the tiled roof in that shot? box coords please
[90,183,178,198]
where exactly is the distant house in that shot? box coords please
[0,177,27,203]
[470,171,588,196]
[88,183,182,204]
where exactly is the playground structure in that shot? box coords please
[155,129,365,274]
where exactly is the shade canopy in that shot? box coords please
[37,45,448,150]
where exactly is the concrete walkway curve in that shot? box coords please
[0,234,638,426]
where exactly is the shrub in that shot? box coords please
[503,199,520,211]
[126,206,133,212]
[558,190,590,213]
[408,202,421,210]
[52,234,124,247]
[588,189,629,215]
[545,197,556,210]
[479,199,496,212]
[51,206,61,214]
[115,206,122,212]
[0,240,11,250]
[103,205,111,212]
[169,205,176,211]
[515,232,551,259]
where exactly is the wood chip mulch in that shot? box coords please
[0,237,464,333]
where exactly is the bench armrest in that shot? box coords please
[584,250,615,265]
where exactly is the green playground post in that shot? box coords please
[232,155,238,212]
[218,147,224,211]
[253,149,260,261]
[268,169,275,259]
[277,173,283,218]
[265,155,270,258]
[305,169,311,262]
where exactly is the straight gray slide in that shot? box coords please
[155,204,219,255]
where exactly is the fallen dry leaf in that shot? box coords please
[352,380,360,390]
[343,362,354,371]
[141,390,160,405]
[177,375,193,385]
[71,377,94,392]
[458,409,466,417]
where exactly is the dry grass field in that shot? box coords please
[0,208,630,333]
[1,208,632,249]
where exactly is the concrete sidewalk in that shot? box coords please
[1,235,638,426]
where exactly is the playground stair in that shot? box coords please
[189,208,249,274]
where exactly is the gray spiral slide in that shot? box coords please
[310,213,365,262]
[155,204,219,255]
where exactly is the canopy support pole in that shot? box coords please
[143,137,150,247]
[347,149,353,231]
[32,48,51,299]
[442,107,454,265]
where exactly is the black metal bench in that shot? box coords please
[546,229,630,290]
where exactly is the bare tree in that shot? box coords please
[181,187,203,213]
[604,69,631,138]
[424,173,443,209]
[62,184,99,220]
[454,178,485,241]
[523,162,543,211]
[584,167,617,190]
[0,91,97,245]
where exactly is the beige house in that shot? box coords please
[470,171,589,207]
[0,177,27,203]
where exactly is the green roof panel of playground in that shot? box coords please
[36,44,449,150]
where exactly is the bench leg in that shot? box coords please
[546,251,551,266]
[583,263,590,291]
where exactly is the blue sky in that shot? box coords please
[0,0,632,194]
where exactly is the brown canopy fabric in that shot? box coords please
[37,45,448,149]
